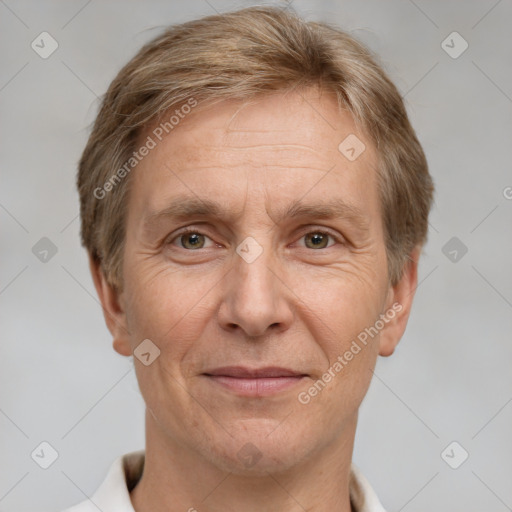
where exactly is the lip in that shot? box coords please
[202,366,308,397]
[204,366,306,378]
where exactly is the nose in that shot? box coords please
[217,239,294,338]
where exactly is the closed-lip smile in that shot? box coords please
[202,366,308,396]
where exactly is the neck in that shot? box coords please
[130,410,358,512]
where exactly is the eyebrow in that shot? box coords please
[143,195,369,232]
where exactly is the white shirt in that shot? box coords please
[62,450,387,512]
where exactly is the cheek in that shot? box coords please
[287,256,386,334]
[123,261,220,357]
[124,267,218,415]
[298,289,380,415]
[306,349,377,423]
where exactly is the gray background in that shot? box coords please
[1,0,511,510]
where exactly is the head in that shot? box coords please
[78,6,433,473]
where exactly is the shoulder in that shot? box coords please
[59,450,145,512]
[349,463,387,512]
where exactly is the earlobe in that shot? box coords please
[88,253,132,357]
[378,247,420,357]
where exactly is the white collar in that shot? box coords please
[63,450,386,512]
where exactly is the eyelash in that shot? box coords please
[167,226,343,250]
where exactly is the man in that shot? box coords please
[66,5,434,512]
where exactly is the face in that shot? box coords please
[95,87,417,475]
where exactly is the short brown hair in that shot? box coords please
[78,5,434,291]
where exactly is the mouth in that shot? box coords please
[202,366,308,397]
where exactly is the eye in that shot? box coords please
[169,229,215,250]
[300,231,338,250]
[167,227,341,252]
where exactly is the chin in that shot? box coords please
[203,419,314,476]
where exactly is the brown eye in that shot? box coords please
[304,232,333,249]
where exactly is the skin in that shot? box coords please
[90,86,419,512]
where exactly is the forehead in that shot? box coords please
[131,88,379,221]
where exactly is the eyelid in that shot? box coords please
[166,224,344,249]
[292,225,344,247]
[169,227,213,246]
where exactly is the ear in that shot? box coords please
[378,246,420,357]
[88,253,132,357]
